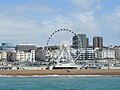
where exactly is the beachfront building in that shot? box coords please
[7,50,36,63]
[69,48,97,68]
[95,48,115,60]
[17,50,35,62]
[77,48,95,60]
[114,46,120,61]
[16,51,20,61]
[102,49,115,59]
[19,51,25,62]
[1,51,7,61]
[28,50,35,62]
[71,48,95,62]
[0,54,1,60]
[95,50,102,59]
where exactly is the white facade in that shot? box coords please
[15,50,35,62]
[71,48,95,60]
[24,52,29,61]
[87,48,95,60]
[95,51,102,59]
[16,51,20,61]
[0,54,1,60]
[95,49,115,59]
[1,51,7,60]
[20,51,25,62]
[102,49,115,59]
[28,50,35,62]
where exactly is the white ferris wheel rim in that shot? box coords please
[45,28,82,62]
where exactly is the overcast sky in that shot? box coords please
[0,0,120,46]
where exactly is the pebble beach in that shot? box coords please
[0,69,120,76]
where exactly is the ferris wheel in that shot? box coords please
[45,29,82,65]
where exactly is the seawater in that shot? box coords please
[0,76,119,90]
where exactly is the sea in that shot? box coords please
[0,75,119,90]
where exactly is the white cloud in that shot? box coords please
[0,0,102,46]
[0,3,52,45]
[0,10,99,46]
[15,4,53,13]
[41,11,99,36]
[71,0,93,7]
[41,15,74,31]
[0,4,55,14]
[70,0,101,10]
[102,6,120,45]
[40,11,102,46]
[74,12,97,32]
[105,7,120,31]
[0,14,40,43]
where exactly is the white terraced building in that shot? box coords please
[9,50,36,62]
[17,50,35,62]
[102,49,115,59]
[95,49,115,60]
[0,51,7,60]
